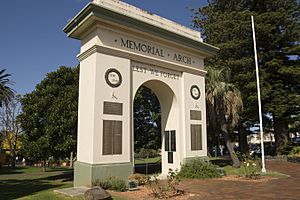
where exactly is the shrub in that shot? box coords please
[92,178,112,190]
[290,146,300,157]
[92,177,126,192]
[146,169,183,199]
[178,159,221,179]
[279,142,300,156]
[111,178,127,192]
[240,159,261,179]
[128,173,147,185]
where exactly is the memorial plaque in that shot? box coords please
[165,131,169,151]
[103,120,122,155]
[190,85,201,100]
[191,124,202,150]
[103,102,123,115]
[168,152,173,164]
[105,68,122,88]
[171,130,176,152]
[190,110,201,120]
[165,131,176,152]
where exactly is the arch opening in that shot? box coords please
[133,85,161,174]
[133,79,178,175]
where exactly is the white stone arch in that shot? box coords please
[64,0,218,187]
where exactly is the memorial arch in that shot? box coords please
[64,0,218,187]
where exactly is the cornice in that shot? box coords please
[77,45,207,76]
[64,3,219,58]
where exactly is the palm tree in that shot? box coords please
[0,69,14,106]
[206,67,243,167]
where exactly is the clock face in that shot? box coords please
[190,85,200,100]
[105,68,122,88]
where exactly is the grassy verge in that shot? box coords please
[0,166,125,200]
[261,171,289,178]
[210,158,289,178]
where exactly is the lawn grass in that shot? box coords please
[261,171,290,178]
[210,157,289,178]
[134,156,161,165]
[0,165,73,175]
[0,166,125,200]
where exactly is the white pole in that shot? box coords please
[251,16,266,173]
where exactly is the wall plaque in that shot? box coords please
[103,102,123,115]
[103,120,122,155]
[190,110,202,120]
[190,85,200,100]
[105,68,122,88]
[191,124,202,151]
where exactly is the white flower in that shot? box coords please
[252,163,256,166]
[247,163,249,167]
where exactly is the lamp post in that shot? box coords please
[251,15,266,173]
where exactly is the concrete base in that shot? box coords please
[74,161,133,187]
[54,186,89,197]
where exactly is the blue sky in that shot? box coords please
[0,0,207,94]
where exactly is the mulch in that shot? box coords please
[112,161,300,200]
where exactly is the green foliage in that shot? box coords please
[134,86,161,152]
[0,69,14,106]
[110,178,127,192]
[92,179,112,190]
[279,142,300,156]
[178,159,221,179]
[290,146,300,157]
[205,67,242,167]
[240,159,261,179]
[193,0,300,151]
[92,177,127,192]
[19,66,79,162]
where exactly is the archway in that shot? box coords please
[133,85,161,174]
[133,79,179,176]
[64,0,217,187]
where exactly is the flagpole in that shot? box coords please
[251,15,266,173]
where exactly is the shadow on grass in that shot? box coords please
[0,166,27,175]
[0,166,73,175]
[0,170,73,199]
[44,171,74,182]
[211,158,232,167]
[134,163,161,174]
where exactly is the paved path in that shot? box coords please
[180,161,300,200]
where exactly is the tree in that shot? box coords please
[134,86,161,152]
[193,0,300,152]
[206,67,243,167]
[0,95,22,167]
[19,66,79,168]
[0,69,14,106]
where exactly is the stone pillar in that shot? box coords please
[74,52,133,187]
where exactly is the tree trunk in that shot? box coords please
[238,125,248,154]
[222,125,241,168]
[10,149,16,168]
[273,116,289,154]
[70,151,73,168]
[42,160,46,172]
